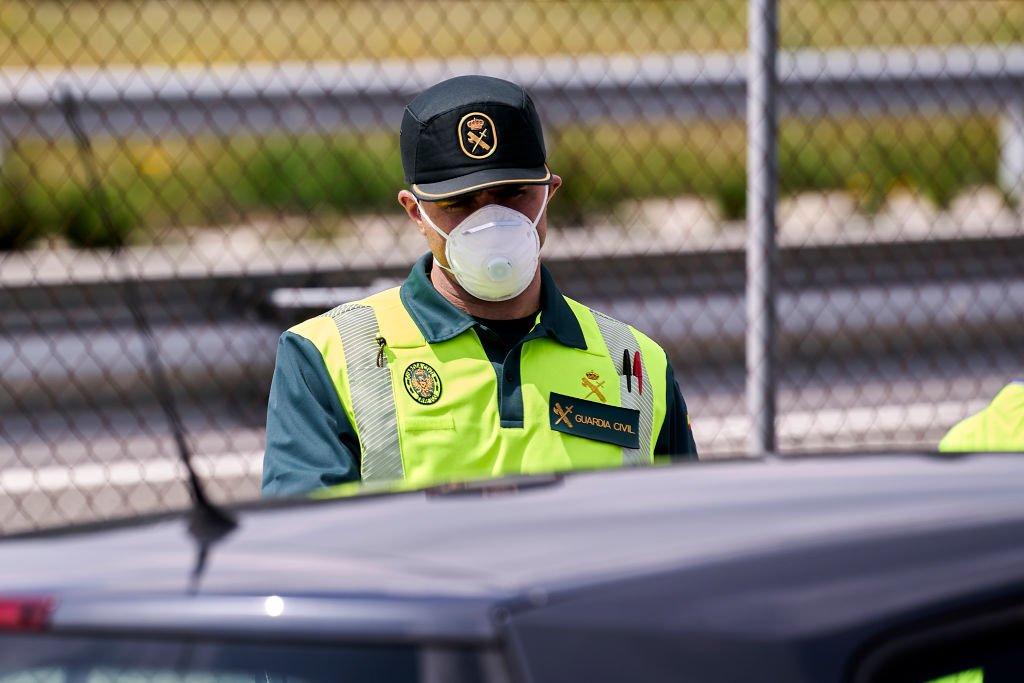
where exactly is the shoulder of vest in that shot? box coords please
[322,286,424,348]
[288,314,339,347]
[565,297,666,355]
[287,287,403,344]
[321,286,403,322]
[355,286,403,310]
[562,295,605,328]
[996,382,1024,403]
[564,296,627,327]
[622,318,662,354]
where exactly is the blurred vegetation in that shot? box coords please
[0,115,999,250]
[551,115,998,222]
[4,1,1024,66]
[0,0,1016,249]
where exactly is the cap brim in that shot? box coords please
[411,166,552,200]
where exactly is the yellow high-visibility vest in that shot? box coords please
[289,286,669,489]
[939,382,1024,453]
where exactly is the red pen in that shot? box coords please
[633,351,642,395]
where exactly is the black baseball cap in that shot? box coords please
[400,75,552,200]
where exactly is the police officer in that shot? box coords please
[262,75,697,497]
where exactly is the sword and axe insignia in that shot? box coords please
[458,112,497,159]
[553,402,574,428]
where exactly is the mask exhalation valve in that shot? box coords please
[487,257,513,281]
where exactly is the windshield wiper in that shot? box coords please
[59,86,236,594]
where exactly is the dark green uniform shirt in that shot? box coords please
[263,254,697,497]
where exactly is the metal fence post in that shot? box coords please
[1000,100,1024,201]
[747,0,778,455]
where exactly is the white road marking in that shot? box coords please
[0,451,263,495]
[698,399,988,454]
[0,398,988,496]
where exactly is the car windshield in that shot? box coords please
[0,633,506,683]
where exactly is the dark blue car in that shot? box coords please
[1,454,1023,682]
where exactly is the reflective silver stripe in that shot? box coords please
[591,310,654,465]
[325,304,403,481]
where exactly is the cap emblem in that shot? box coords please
[458,112,497,160]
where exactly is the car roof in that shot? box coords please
[2,453,1024,649]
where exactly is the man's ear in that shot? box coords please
[397,190,428,236]
[548,174,563,201]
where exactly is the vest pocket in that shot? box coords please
[402,416,456,432]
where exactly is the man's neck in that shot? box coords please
[429,263,542,320]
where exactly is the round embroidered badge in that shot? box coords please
[403,362,442,405]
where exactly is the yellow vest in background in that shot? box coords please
[939,382,1024,453]
[291,287,668,489]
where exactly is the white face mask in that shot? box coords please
[417,186,549,302]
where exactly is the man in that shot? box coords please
[262,75,697,497]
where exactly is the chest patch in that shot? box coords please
[404,362,442,404]
[549,391,640,449]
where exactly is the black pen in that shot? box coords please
[623,349,632,393]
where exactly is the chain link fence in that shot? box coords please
[1,1,1022,532]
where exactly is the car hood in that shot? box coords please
[2,454,1023,605]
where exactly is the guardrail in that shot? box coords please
[3,235,1021,413]
[2,45,1024,193]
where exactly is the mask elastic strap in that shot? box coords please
[530,185,550,228]
[415,198,451,242]
[414,198,460,274]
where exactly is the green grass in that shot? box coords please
[0,114,1000,249]
[0,0,1017,248]
[550,115,998,221]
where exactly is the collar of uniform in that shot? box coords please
[399,253,586,349]
[535,264,587,349]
